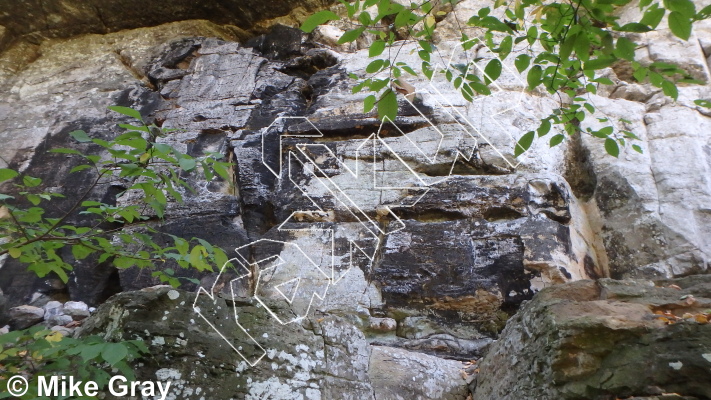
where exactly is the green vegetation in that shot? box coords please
[0,106,233,398]
[0,106,231,286]
[302,0,711,157]
[0,326,147,399]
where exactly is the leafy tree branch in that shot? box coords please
[302,0,711,157]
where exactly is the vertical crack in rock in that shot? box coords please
[564,132,597,202]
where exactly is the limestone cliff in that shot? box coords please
[0,0,710,398]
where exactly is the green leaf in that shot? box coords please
[549,134,565,147]
[559,33,576,62]
[421,1,433,13]
[114,131,143,141]
[366,59,386,73]
[583,56,616,70]
[364,94,377,113]
[514,54,530,73]
[118,123,149,132]
[352,81,366,94]
[369,40,387,57]
[470,16,514,33]
[527,65,542,89]
[338,28,364,44]
[484,59,502,84]
[537,119,551,137]
[370,78,389,92]
[621,130,641,140]
[9,248,21,258]
[114,257,135,269]
[604,137,620,157]
[574,33,590,62]
[698,4,711,19]
[69,130,92,143]
[212,162,231,181]
[179,158,197,171]
[0,168,18,183]
[527,26,537,45]
[394,9,414,28]
[0,193,14,201]
[26,194,41,205]
[108,106,143,121]
[664,0,695,18]
[101,343,129,366]
[418,41,433,53]
[70,165,93,173]
[640,7,666,28]
[498,36,513,60]
[80,344,105,361]
[468,81,491,96]
[377,90,398,122]
[632,144,643,153]
[633,65,648,82]
[358,11,372,25]
[614,37,636,61]
[599,126,614,136]
[514,131,535,157]
[23,176,42,187]
[649,71,664,86]
[618,22,653,32]
[72,244,94,260]
[694,99,711,108]
[668,11,692,40]
[662,79,679,100]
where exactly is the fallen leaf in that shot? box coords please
[667,284,682,290]
[654,316,671,324]
[695,314,708,324]
[66,320,81,328]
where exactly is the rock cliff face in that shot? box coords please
[474,276,711,400]
[0,0,710,398]
[78,286,472,400]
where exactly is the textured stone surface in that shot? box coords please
[369,345,469,400]
[0,21,246,307]
[77,286,470,399]
[0,0,333,50]
[0,0,710,397]
[474,277,711,400]
[62,300,90,320]
[8,305,44,329]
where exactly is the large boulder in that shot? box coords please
[8,304,44,329]
[77,286,470,399]
[474,276,711,400]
